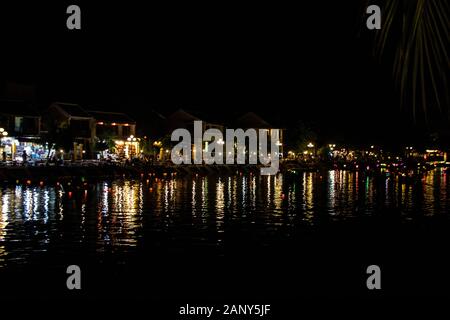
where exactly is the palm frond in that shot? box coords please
[366,0,449,125]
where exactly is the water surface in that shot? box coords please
[0,169,448,297]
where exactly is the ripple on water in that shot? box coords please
[0,169,448,266]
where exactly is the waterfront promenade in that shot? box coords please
[0,158,446,187]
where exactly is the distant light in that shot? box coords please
[307,143,314,148]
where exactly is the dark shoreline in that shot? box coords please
[0,163,264,185]
[0,162,444,187]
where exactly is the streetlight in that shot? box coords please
[0,128,5,162]
[307,142,315,159]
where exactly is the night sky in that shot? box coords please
[0,1,442,147]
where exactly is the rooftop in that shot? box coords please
[52,102,92,118]
[88,111,136,124]
[235,112,273,128]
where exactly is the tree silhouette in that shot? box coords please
[365,0,449,126]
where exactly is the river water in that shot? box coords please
[0,169,449,298]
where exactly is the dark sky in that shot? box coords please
[0,1,437,147]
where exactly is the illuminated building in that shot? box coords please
[235,112,284,158]
[89,111,138,159]
[0,100,45,161]
[48,102,96,159]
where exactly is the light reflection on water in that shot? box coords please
[0,169,448,267]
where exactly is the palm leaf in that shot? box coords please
[365,0,449,125]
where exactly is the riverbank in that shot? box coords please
[0,161,446,186]
[0,162,263,185]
